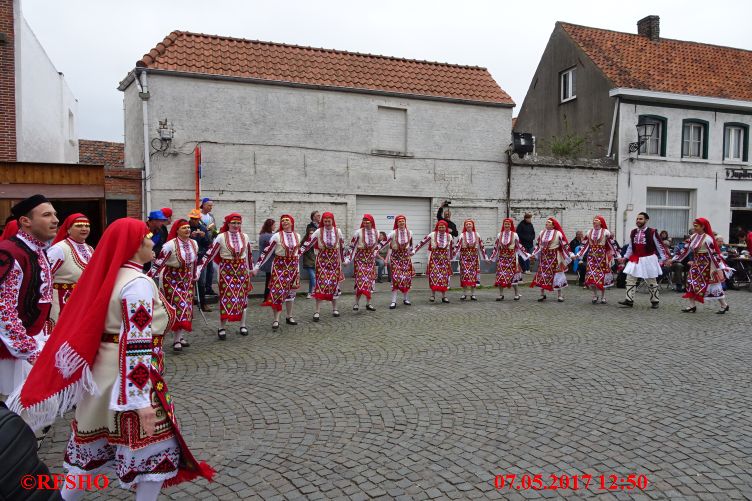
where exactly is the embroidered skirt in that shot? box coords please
[219,259,251,322]
[495,248,523,288]
[459,247,480,287]
[162,267,194,332]
[353,247,377,299]
[312,247,344,301]
[427,248,452,292]
[390,248,415,293]
[683,254,725,303]
[531,249,568,291]
[265,255,300,311]
[584,244,614,290]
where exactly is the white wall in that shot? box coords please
[14,5,78,163]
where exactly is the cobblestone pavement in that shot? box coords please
[38,279,752,500]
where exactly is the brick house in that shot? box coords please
[79,139,142,221]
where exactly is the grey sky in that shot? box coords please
[21,0,752,143]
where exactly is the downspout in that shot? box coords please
[505,150,512,218]
[138,71,151,217]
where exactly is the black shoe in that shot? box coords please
[376,278,383,283]
[366,304,376,311]
[681,306,696,313]
[272,321,280,330]
[403,300,411,306]
[716,305,730,314]
[651,302,659,309]
[239,327,249,336]
[353,304,359,311]
[592,298,598,304]
[618,300,633,307]
[313,312,320,322]
[460,295,467,301]
[217,328,226,340]
[389,302,397,309]
[441,297,450,303]
[332,310,340,317]
[429,296,436,302]
[496,295,504,302]
[470,295,477,301]
[537,295,546,302]
[286,317,297,325]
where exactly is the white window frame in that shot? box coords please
[560,67,576,103]
[646,188,693,238]
[639,118,662,156]
[724,125,744,161]
[682,122,704,158]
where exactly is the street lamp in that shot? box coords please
[628,117,656,153]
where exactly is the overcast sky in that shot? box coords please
[20,0,752,143]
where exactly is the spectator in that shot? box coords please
[144,210,168,273]
[376,231,389,283]
[517,213,535,273]
[200,198,218,296]
[437,201,458,237]
[659,230,671,249]
[569,230,583,254]
[670,234,692,293]
[258,218,276,302]
[302,226,317,298]
[158,206,173,253]
[746,227,752,254]
[306,210,321,237]
[188,209,212,312]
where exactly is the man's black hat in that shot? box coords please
[10,194,50,220]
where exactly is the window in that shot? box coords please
[646,188,692,238]
[560,67,576,102]
[638,115,666,156]
[724,123,749,162]
[681,120,708,159]
[730,191,752,208]
[374,106,407,154]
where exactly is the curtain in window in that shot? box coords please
[649,208,690,238]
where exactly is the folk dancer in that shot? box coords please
[0,195,57,399]
[617,212,670,309]
[47,213,94,322]
[148,219,200,351]
[197,213,253,339]
[575,216,620,304]
[299,212,346,321]
[530,217,573,302]
[345,214,380,312]
[672,218,732,313]
[11,218,214,500]
[379,215,415,309]
[489,218,529,301]
[414,220,455,303]
[253,215,301,330]
[455,219,486,301]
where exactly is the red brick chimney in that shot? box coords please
[637,15,660,42]
[0,0,16,161]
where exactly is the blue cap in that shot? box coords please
[148,210,167,221]
[201,197,212,206]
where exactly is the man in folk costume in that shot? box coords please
[9,218,214,500]
[148,218,200,352]
[672,218,732,314]
[530,217,574,302]
[489,218,529,301]
[299,212,346,321]
[617,212,670,309]
[47,213,94,322]
[197,213,253,340]
[0,195,58,399]
[575,215,621,305]
[378,215,415,309]
[455,219,486,301]
[344,214,380,312]
[253,214,301,330]
[413,220,455,303]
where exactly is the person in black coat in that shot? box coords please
[437,202,458,238]
[516,213,536,272]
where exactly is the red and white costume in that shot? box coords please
[346,215,380,301]
[198,213,253,322]
[672,219,732,303]
[149,220,199,334]
[530,218,572,292]
[299,212,345,302]
[575,217,620,290]
[47,213,93,321]
[0,229,53,396]
[455,220,486,288]
[380,215,415,294]
[255,215,301,311]
[489,219,529,288]
[414,221,455,293]
[623,226,669,279]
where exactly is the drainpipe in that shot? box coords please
[138,71,151,217]
[505,150,513,218]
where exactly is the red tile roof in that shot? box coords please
[79,139,124,168]
[135,31,514,106]
[560,22,752,102]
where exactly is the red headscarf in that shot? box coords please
[160,207,173,219]
[13,218,149,429]
[501,218,516,233]
[393,215,407,230]
[167,219,190,241]
[220,212,242,233]
[593,215,608,230]
[1,219,18,240]
[279,214,295,233]
[52,213,89,245]
[360,214,376,229]
[694,218,722,254]
[434,220,448,232]
[547,217,569,245]
[321,212,336,228]
[462,219,476,233]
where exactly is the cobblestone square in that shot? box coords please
[39,282,752,500]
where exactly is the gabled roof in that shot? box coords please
[79,140,124,169]
[128,31,514,106]
[559,22,752,102]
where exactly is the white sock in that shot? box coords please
[135,480,163,501]
[403,292,410,302]
[61,485,85,501]
[240,309,247,327]
[391,291,398,303]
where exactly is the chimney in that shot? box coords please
[637,15,660,41]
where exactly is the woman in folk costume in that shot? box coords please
[455,219,486,301]
[345,214,380,312]
[489,218,529,301]
[148,219,199,352]
[378,214,415,309]
[575,215,621,304]
[47,213,94,321]
[10,218,214,501]
[253,215,301,330]
[299,212,346,321]
[413,219,455,303]
[197,213,253,340]
[530,217,574,302]
[1,218,19,240]
[672,218,732,313]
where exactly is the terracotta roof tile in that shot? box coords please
[135,31,513,106]
[79,140,124,169]
[560,22,752,101]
